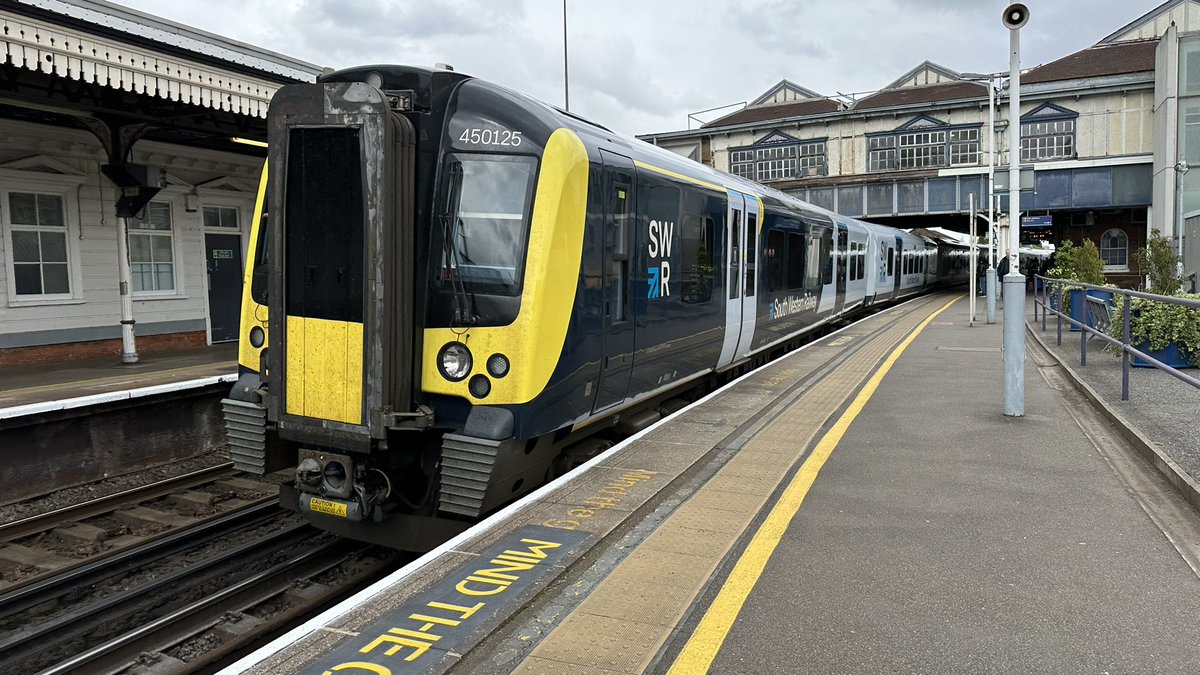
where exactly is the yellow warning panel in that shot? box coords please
[284,316,363,425]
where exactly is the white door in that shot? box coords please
[717,190,756,367]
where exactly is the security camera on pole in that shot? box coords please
[1002,3,1027,416]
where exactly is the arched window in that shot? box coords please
[1100,228,1128,271]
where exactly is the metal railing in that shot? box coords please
[1032,275,1200,401]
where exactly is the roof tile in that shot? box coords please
[1022,39,1157,84]
[703,98,842,128]
[852,81,987,111]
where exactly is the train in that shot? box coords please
[221,64,969,549]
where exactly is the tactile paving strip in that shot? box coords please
[507,302,943,674]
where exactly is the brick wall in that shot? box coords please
[0,331,207,368]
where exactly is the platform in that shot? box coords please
[226,292,1200,675]
[0,343,238,419]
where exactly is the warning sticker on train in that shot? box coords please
[308,497,348,518]
[309,525,590,675]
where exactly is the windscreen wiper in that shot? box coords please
[441,162,476,328]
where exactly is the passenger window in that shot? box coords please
[608,179,632,322]
[887,247,894,276]
[729,210,742,300]
[767,229,785,293]
[806,230,823,290]
[681,214,715,305]
[745,213,757,298]
[820,227,834,285]
[787,232,805,290]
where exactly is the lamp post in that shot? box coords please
[1002,3,1029,417]
[962,70,1003,324]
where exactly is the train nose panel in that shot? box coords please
[266,80,418,444]
[282,125,366,426]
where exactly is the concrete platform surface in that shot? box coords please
[0,343,237,412]
[225,293,1200,675]
[673,296,1200,674]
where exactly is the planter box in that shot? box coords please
[1066,289,1113,332]
[1131,341,1195,369]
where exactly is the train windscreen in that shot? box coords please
[440,154,537,296]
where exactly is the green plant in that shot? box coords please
[1108,292,1200,367]
[1046,239,1106,284]
[1047,240,1079,280]
[1135,229,1183,295]
[1075,239,1107,285]
[1044,239,1109,317]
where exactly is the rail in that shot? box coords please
[1032,275,1200,400]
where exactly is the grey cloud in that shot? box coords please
[111,0,1167,135]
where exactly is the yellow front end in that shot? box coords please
[237,165,269,374]
[284,316,363,424]
[420,128,590,405]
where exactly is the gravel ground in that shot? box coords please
[1029,318,1200,481]
[0,449,233,525]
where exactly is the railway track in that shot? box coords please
[0,497,402,674]
[0,464,277,593]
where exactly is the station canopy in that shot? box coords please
[0,0,323,153]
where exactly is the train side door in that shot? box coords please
[892,236,903,296]
[736,198,759,358]
[865,232,877,302]
[717,191,748,368]
[834,223,847,315]
[592,150,636,412]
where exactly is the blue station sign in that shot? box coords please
[1021,215,1053,228]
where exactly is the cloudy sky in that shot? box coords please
[115,0,1166,136]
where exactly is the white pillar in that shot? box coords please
[116,216,139,363]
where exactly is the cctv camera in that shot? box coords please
[1002,3,1029,30]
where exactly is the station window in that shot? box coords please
[129,201,177,294]
[1021,119,1075,161]
[203,205,240,229]
[728,139,825,183]
[1100,228,1129,271]
[949,128,979,165]
[6,191,70,297]
[869,119,981,172]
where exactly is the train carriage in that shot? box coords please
[223,64,967,549]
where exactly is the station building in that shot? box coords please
[641,0,1200,289]
[0,0,323,366]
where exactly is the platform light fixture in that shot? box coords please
[1002,2,1029,417]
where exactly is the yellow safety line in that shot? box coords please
[667,294,962,674]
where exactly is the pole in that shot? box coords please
[985,76,997,324]
[969,193,977,325]
[116,216,139,363]
[562,0,570,111]
[1004,18,1026,416]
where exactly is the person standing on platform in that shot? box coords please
[996,250,1011,305]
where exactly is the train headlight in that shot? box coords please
[486,353,510,378]
[469,375,491,399]
[249,326,265,348]
[438,342,473,381]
